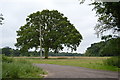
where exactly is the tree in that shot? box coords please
[0,13,4,25]
[80,1,120,37]
[85,41,106,56]
[89,2,120,56]
[2,47,12,56]
[101,35,112,41]
[85,38,120,56]
[99,38,120,56]
[15,10,82,59]
[90,2,120,37]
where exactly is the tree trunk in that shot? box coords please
[44,47,49,59]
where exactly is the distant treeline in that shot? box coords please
[1,38,119,57]
[47,52,83,56]
[0,47,83,57]
[0,47,20,56]
[85,38,120,56]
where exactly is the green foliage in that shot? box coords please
[15,10,82,58]
[1,47,83,57]
[47,52,83,56]
[85,38,120,56]
[101,35,112,41]
[91,2,120,36]
[1,47,12,56]
[0,13,4,25]
[0,56,1,73]
[1,47,21,56]
[2,56,46,78]
[85,41,106,56]
[100,38,120,56]
[104,56,120,68]
[2,55,14,63]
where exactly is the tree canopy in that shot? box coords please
[91,2,120,37]
[1,47,20,56]
[80,1,120,37]
[79,1,120,57]
[15,10,82,59]
[85,38,120,56]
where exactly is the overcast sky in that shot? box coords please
[0,0,101,53]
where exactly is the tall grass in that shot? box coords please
[104,56,120,68]
[2,55,47,78]
[0,54,2,79]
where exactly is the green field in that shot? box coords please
[15,56,119,72]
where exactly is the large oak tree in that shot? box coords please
[15,10,82,59]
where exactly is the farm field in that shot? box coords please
[14,56,119,71]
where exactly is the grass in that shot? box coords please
[19,56,120,72]
[0,54,2,78]
[2,55,47,78]
[104,56,120,68]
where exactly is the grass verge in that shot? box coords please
[23,57,120,72]
[0,54,2,79]
[2,55,47,78]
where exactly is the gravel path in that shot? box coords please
[34,64,119,78]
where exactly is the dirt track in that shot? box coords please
[34,64,119,78]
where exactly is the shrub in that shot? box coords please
[104,56,120,68]
[2,55,14,63]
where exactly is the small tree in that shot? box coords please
[15,10,82,59]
